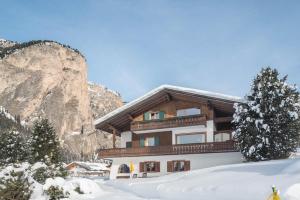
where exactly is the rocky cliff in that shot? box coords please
[0,39,123,158]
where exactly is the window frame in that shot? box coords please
[176,108,201,117]
[118,164,130,174]
[140,161,160,173]
[175,132,206,145]
[149,112,160,120]
[167,160,190,172]
[125,141,132,148]
[214,132,231,142]
[145,137,155,147]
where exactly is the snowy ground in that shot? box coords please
[25,157,300,199]
[94,157,300,200]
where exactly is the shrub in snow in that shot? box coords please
[0,164,32,200]
[43,177,70,200]
[74,186,84,194]
[0,130,29,165]
[44,185,69,200]
[233,67,300,161]
[30,119,62,165]
[32,164,68,185]
[32,166,51,184]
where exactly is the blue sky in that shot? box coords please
[1,1,300,101]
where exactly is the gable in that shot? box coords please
[94,85,241,134]
[132,99,214,122]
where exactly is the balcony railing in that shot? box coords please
[98,140,237,158]
[131,114,207,131]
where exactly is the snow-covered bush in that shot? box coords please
[0,163,32,200]
[32,166,51,184]
[233,67,300,161]
[0,130,29,165]
[74,186,84,194]
[32,163,68,184]
[44,185,69,200]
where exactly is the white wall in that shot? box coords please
[120,131,132,148]
[109,152,243,179]
[206,120,215,142]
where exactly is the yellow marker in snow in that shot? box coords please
[130,161,134,173]
[267,186,281,200]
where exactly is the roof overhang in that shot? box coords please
[94,85,243,134]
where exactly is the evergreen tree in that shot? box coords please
[30,119,61,165]
[0,130,29,165]
[233,67,300,161]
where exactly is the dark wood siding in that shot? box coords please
[133,99,215,122]
[139,162,144,172]
[167,161,173,172]
[132,131,172,148]
[184,160,190,171]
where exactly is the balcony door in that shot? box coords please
[140,136,160,147]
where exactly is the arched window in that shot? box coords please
[118,164,130,173]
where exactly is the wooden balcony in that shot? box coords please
[131,114,207,131]
[98,140,237,158]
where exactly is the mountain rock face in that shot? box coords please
[0,106,31,136]
[88,82,123,120]
[0,39,123,158]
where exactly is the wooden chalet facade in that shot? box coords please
[94,85,243,178]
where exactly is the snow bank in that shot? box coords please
[3,159,300,199]
[64,178,105,195]
[285,184,300,200]
[105,158,300,200]
[0,162,109,200]
[43,177,105,199]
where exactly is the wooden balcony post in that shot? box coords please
[113,128,116,148]
[108,124,118,149]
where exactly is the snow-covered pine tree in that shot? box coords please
[30,119,62,165]
[233,67,300,161]
[0,129,29,165]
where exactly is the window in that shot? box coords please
[173,161,185,172]
[150,112,160,120]
[126,142,132,148]
[144,111,165,120]
[140,136,160,147]
[118,164,130,173]
[176,108,201,117]
[167,160,190,172]
[214,133,231,142]
[145,137,155,146]
[176,133,205,144]
[145,162,156,172]
[140,161,160,173]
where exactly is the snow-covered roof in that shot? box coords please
[94,84,242,126]
[67,162,110,171]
